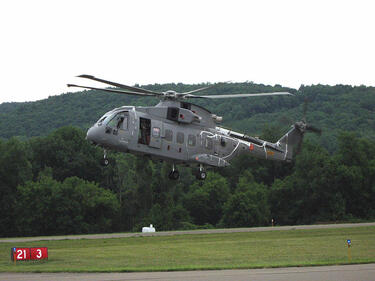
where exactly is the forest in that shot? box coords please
[0,82,374,237]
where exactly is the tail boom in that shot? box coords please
[233,124,305,162]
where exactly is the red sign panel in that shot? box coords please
[12,247,31,261]
[30,247,48,260]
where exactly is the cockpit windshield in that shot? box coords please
[107,111,129,130]
[96,115,108,126]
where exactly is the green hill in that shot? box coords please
[1,83,374,152]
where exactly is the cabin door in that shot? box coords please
[201,132,214,153]
[149,120,163,149]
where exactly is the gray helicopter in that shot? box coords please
[68,75,321,180]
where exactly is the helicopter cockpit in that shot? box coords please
[107,112,128,130]
[96,115,108,126]
[95,111,128,128]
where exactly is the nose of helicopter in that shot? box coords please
[86,126,100,145]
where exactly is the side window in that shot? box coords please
[152,127,160,137]
[177,132,184,144]
[165,129,173,142]
[121,115,128,130]
[188,135,196,146]
[205,137,213,150]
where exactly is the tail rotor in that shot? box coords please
[294,98,322,154]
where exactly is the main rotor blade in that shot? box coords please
[180,84,218,95]
[67,84,156,97]
[77,74,162,95]
[187,92,293,99]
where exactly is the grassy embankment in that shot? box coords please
[0,226,374,272]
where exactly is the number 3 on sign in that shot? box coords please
[36,249,42,258]
[30,247,48,260]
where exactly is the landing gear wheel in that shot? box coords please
[101,158,109,166]
[168,170,180,180]
[199,171,207,180]
[196,170,207,180]
[195,165,207,180]
[101,149,109,167]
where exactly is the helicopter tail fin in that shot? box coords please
[277,123,305,162]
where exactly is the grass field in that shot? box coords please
[0,226,374,272]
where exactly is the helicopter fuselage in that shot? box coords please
[86,100,294,169]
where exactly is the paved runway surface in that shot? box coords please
[1,264,375,281]
[1,222,374,243]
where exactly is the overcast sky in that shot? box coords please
[0,0,374,104]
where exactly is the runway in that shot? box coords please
[1,264,374,281]
[1,222,374,243]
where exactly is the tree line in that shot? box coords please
[0,126,374,237]
[1,83,374,154]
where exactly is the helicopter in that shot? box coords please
[67,75,321,180]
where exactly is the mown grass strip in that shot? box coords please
[0,226,374,272]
